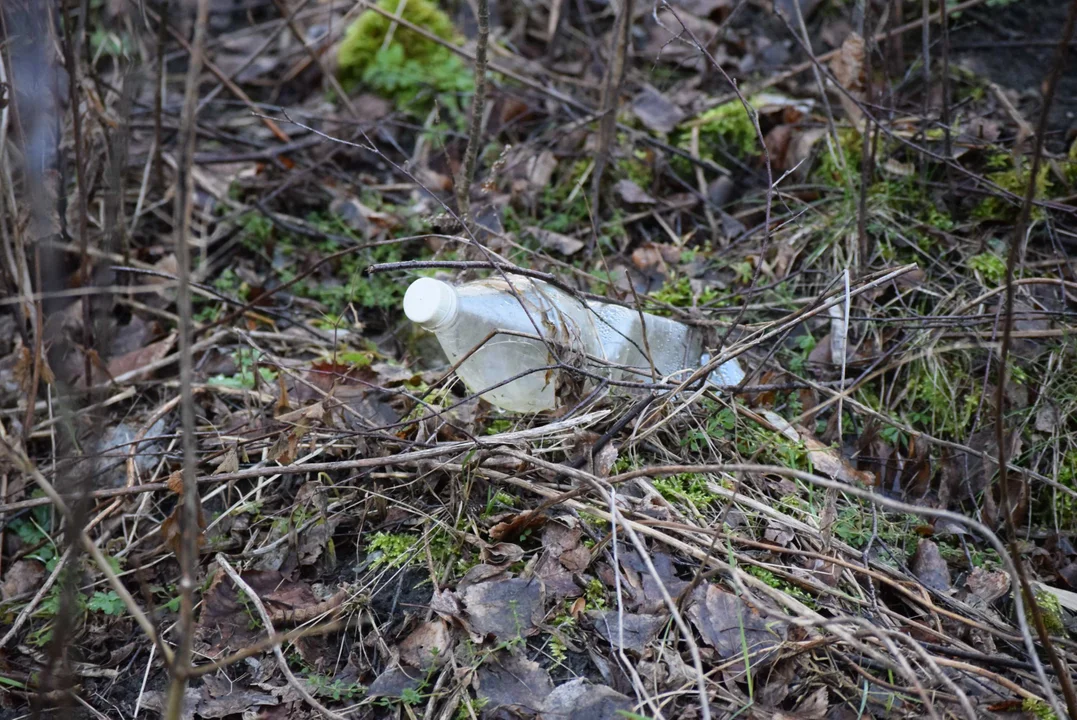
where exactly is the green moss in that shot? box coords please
[337,0,471,117]
[649,276,719,311]
[693,100,759,157]
[812,128,862,188]
[968,251,1007,285]
[1033,588,1067,636]
[652,473,719,508]
[338,0,458,85]
[1022,698,1058,720]
[973,155,1052,221]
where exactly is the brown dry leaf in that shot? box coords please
[195,569,319,651]
[159,501,206,557]
[632,87,686,134]
[2,559,46,600]
[588,610,666,651]
[540,678,632,720]
[166,470,184,495]
[489,510,547,542]
[213,447,239,474]
[791,686,829,719]
[614,179,656,205]
[688,584,787,677]
[758,410,876,485]
[526,226,585,256]
[830,32,866,130]
[965,566,1010,604]
[399,620,453,669]
[459,577,545,641]
[475,651,554,713]
[107,333,176,382]
[910,539,951,592]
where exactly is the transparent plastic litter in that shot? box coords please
[403,275,746,413]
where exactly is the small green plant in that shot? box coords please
[87,590,126,616]
[208,350,278,390]
[455,695,489,720]
[307,674,366,701]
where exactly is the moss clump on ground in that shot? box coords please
[337,0,471,116]
[973,154,1053,221]
[693,100,759,157]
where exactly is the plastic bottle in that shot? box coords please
[403,274,744,412]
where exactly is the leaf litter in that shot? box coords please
[2,0,1077,718]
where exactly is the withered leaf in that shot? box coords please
[399,620,453,669]
[688,584,787,677]
[588,610,666,652]
[910,539,951,592]
[460,577,544,641]
[476,651,553,712]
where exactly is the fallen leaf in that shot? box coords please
[688,584,787,676]
[399,620,453,669]
[2,559,45,601]
[614,179,656,205]
[632,87,686,134]
[526,226,585,256]
[540,678,632,720]
[758,410,875,485]
[588,610,667,651]
[910,539,951,592]
[459,577,544,641]
[475,651,553,712]
[106,333,177,383]
[965,566,1010,604]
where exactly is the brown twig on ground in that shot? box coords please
[456,0,489,221]
[165,0,210,716]
[215,555,346,720]
[993,1,1077,718]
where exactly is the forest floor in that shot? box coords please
[2,0,1077,718]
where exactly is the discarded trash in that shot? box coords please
[403,275,745,412]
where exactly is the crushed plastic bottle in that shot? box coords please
[403,274,745,412]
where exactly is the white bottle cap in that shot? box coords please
[403,277,459,329]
